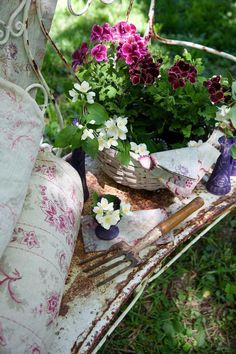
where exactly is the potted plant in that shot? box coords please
[54,21,236,191]
[92,193,131,240]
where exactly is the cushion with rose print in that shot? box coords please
[0,150,84,353]
[0,78,44,258]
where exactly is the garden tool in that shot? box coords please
[79,197,204,287]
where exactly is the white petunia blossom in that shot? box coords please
[120,202,132,216]
[215,105,231,122]
[99,210,120,229]
[107,137,118,148]
[130,142,139,153]
[111,209,121,224]
[74,81,91,93]
[116,117,128,132]
[138,143,150,156]
[130,142,149,156]
[187,139,203,147]
[81,128,94,140]
[98,198,114,212]
[69,89,78,102]
[95,213,104,225]
[93,204,104,215]
[117,130,127,140]
[87,91,96,104]
[105,119,119,138]
[98,135,109,151]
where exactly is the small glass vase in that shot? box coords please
[70,148,89,202]
[206,136,235,195]
[95,224,119,240]
[230,156,236,176]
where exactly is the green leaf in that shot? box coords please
[86,103,108,125]
[92,192,99,206]
[54,125,77,148]
[106,86,117,98]
[81,137,98,158]
[228,105,236,129]
[232,81,236,100]
[117,141,131,166]
[71,129,83,149]
[231,145,236,159]
[193,127,205,136]
[227,71,233,87]
[182,124,192,138]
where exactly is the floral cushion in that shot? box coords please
[0,150,84,353]
[0,78,44,258]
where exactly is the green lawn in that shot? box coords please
[44,1,236,352]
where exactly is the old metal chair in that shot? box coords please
[0,1,235,353]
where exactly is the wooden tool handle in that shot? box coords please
[134,197,204,253]
[158,197,204,235]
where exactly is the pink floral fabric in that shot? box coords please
[0,151,83,353]
[0,78,44,258]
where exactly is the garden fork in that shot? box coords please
[80,197,204,287]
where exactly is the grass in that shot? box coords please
[43,1,236,352]
[98,211,236,353]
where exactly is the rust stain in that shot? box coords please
[58,160,236,352]
[84,170,174,215]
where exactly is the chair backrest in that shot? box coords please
[0,0,57,99]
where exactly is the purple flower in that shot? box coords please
[72,118,79,126]
[168,60,197,90]
[112,21,136,41]
[203,75,225,104]
[71,42,88,71]
[90,23,113,42]
[91,44,108,62]
[129,55,161,85]
[117,34,148,65]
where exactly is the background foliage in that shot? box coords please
[43,1,236,352]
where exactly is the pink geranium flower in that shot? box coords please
[72,42,88,71]
[91,23,113,42]
[91,44,108,62]
[112,21,136,41]
[168,60,197,90]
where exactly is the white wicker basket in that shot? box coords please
[97,148,164,190]
[97,130,221,191]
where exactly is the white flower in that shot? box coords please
[74,81,91,93]
[98,198,114,212]
[116,117,128,132]
[81,128,94,140]
[130,142,139,153]
[89,120,96,125]
[120,202,132,216]
[117,129,127,140]
[188,140,203,147]
[95,213,104,225]
[107,137,118,148]
[69,89,78,102]
[87,91,96,104]
[105,119,119,138]
[99,210,120,229]
[130,142,149,156]
[93,205,104,215]
[111,209,121,224]
[98,136,108,151]
[138,143,149,156]
[215,105,231,122]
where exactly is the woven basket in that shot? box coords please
[97,148,164,190]
[97,130,221,191]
